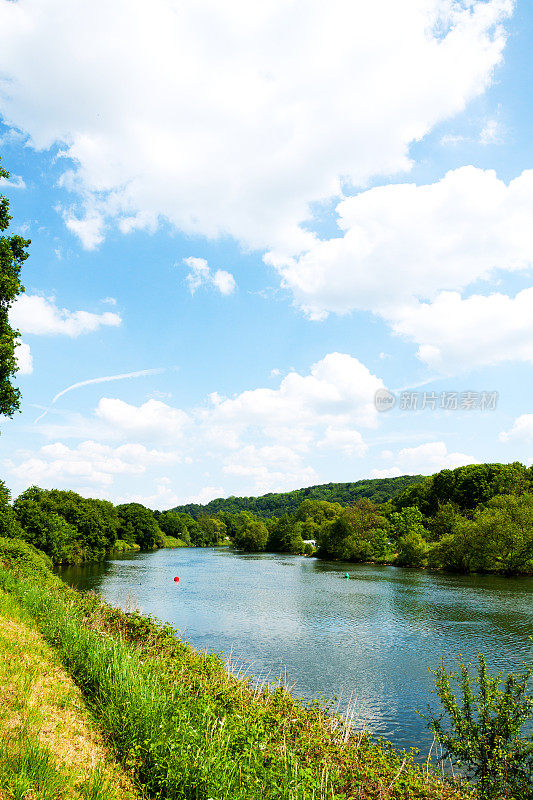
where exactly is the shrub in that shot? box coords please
[425,655,533,799]
[0,537,53,581]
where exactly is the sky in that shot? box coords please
[0,0,532,509]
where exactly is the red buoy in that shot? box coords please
[174,576,179,582]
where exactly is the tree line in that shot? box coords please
[1,462,532,574]
[171,474,423,518]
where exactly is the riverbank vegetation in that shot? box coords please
[0,536,471,800]
[0,572,139,799]
[1,462,532,574]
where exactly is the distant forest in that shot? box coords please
[3,463,532,574]
[170,475,424,518]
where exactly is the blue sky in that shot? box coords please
[0,0,532,508]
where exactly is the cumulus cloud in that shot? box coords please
[371,441,476,478]
[10,294,121,336]
[15,341,33,375]
[48,353,383,454]
[269,167,533,320]
[0,173,25,189]
[179,486,226,506]
[389,288,533,372]
[317,427,367,457]
[17,352,383,497]
[499,414,533,444]
[222,444,318,493]
[6,440,178,488]
[203,353,384,447]
[0,0,511,252]
[184,257,236,296]
[114,476,182,509]
[95,397,190,442]
[63,209,105,249]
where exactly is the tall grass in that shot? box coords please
[0,561,465,800]
[0,570,333,800]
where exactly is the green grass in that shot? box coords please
[160,535,187,548]
[0,582,139,800]
[112,540,141,552]
[0,539,468,800]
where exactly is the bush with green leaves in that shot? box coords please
[0,537,53,581]
[426,655,533,799]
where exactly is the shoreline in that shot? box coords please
[1,536,468,800]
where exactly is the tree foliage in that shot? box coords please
[14,487,119,563]
[426,655,533,799]
[0,159,30,419]
[171,475,423,519]
[116,503,164,550]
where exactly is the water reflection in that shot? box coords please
[58,549,533,758]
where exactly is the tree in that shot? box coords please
[389,506,429,543]
[268,515,304,553]
[195,514,226,546]
[233,516,269,552]
[0,159,30,419]
[318,500,391,562]
[15,486,120,563]
[396,531,429,567]
[155,510,191,544]
[0,478,24,539]
[116,503,163,550]
[426,656,533,799]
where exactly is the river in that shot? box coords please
[58,547,533,759]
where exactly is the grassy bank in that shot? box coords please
[0,588,140,800]
[0,538,468,800]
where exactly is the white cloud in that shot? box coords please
[480,117,503,144]
[95,397,190,442]
[269,167,533,320]
[184,257,236,296]
[10,294,121,336]
[114,477,182,510]
[63,209,105,250]
[6,440,178,488]
[223,444,317,493]
[499,414,533,444]
[440,132,467,146]
[204,353,384,446]
[212,270,236,296]
[0,0,511,252]
[371,441,476,478]
[101,296,117,305]
[0,173,26,189]
[317,427,367,457]
[16,341,33,375]
[23,352,384,498]
[179,486,226,506]
[390,288,533,372]
[38,352,382,455]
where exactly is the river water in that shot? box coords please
[58,547,533,758]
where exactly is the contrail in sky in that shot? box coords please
[34,368,166,424]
